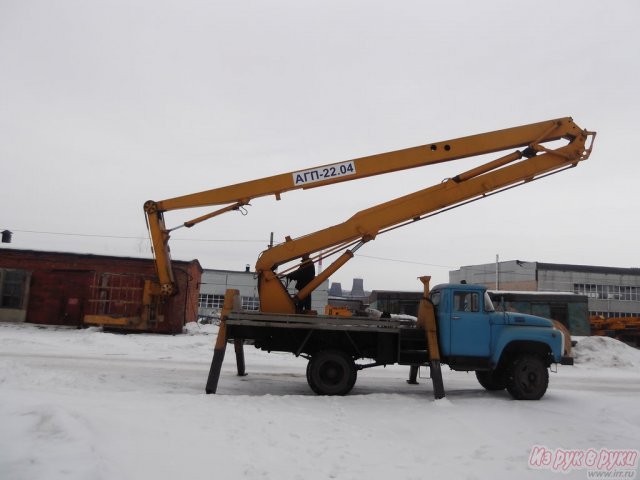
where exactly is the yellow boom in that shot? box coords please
[144,117,595,316]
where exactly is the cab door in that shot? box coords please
[448,290,491,358]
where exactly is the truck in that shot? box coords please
[85,117,595,399]
[219,278,574,400]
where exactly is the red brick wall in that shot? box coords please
[0,249,202,334]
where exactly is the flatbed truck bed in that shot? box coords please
[206,308,442,397]
[226,311,430,366]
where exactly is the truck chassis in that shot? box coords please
[207,309,445,398]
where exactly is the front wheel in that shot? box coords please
[505,354,549,400]
[307,350,357,396]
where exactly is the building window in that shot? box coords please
[590,311,640,319]
[1,269,28,309]
[575,283,639,302]
[241,296,260,311]
[198,294,224,309]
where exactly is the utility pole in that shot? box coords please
[495,254,499,290]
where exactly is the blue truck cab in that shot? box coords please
[430,283,573,399]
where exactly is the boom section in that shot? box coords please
[148,117,579,212]
[257,124,593,271]
[144,117,594,297]
[254,119,594,312]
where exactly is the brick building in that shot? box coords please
[0,248,201,334]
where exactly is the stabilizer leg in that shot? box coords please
[234,339,247,377]
[407,365,419,385]
[205,345,226,394]
[430,360,445,399]
[417,276,446,400]
[205,289,239,394]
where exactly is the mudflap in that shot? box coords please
[560,356,574,366]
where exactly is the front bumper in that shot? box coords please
[560,356,574,366]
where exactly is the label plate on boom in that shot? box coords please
[292,161,356,186]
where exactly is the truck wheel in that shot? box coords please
[505,354,548,400]
[307,350,357,396]
[475,370,506,391]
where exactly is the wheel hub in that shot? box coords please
[320,362,344,385]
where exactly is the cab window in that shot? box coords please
[453,291,479,312]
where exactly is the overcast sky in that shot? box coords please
[1,0,638,291]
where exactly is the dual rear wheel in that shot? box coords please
[306,350,357,396]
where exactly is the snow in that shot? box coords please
[1,323,639,480]
[365,308,417,322]
[573,335,640,369]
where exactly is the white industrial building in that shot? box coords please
[450,260,640,319]
[198,267,329,320]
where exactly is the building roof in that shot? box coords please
[0,247,202,270]
[536,262,640,276]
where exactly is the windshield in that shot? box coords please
[430,290,440,306]
[484,291,495,312]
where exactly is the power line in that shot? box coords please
[355,253,452,269]
[13,230,605,286]
[10,229,265,243]
[172,238,265,243]
[353,254,567,280]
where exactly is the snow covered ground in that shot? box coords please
[1,323,639,480]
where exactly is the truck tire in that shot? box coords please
[505,354,549,400]
[475,369,506,391]
[307,350,357,396]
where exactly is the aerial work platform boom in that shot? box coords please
[143,117,594,317]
